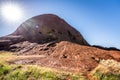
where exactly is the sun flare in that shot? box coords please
[0,3,23,22]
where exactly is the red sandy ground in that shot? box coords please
[9,41,120,75]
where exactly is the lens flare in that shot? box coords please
[0,3,24,23]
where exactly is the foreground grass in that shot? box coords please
[0,51,87,80]
[1,51,120,80]
[0,63,87,80]
[89,59,120,80]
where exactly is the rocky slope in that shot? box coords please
[8,41,120,74]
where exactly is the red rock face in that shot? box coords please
[13,14,89,45]
[0,14,89,50]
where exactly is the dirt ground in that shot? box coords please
[4,41,120,75]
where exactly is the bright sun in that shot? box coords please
[1,3,23,22]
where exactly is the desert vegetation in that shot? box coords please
[0,63,88,80]
[0,51,87,80]
[89,59,120,80]
[1,51,120,80]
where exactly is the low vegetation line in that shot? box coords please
[1,51,120,80]
[0,51,87,80]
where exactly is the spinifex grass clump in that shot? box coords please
[0,63,87,80]
[89,59,120,80]
[0,51,87,80]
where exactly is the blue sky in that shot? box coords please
[0,0,120,48]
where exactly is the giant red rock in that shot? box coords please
[0,14,89,50]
